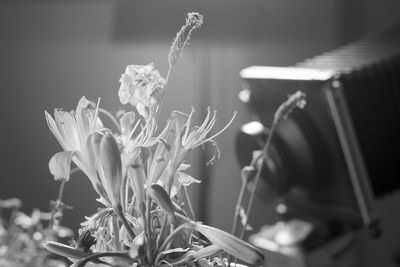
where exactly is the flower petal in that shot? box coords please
[205,140,221,166]
[177,171,200,187]
[54,109,81,150]
[49,151,75,181]
[45,110,67,150]
[120,111,136,138]
[75,96,95,141]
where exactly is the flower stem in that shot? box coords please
[155,67,172,125]
[155,223,187,264]
[239,122,278,240]
[47,167,78,234]
[112,214,121,251]
[115,204,136,241]
[74,252,133,267]
[156,213,168,250]
[183,186,195,220]
[57,180,66,202]
[144,196,154,264]
[239,161,263,240]
[231,178,247,236]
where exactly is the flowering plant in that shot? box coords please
[41,13,266,267]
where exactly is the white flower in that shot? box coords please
[176,107,237,166]
[45,97,110,205]
[154,108,236,192]
[118,63,166,120]
[45,97,101,182]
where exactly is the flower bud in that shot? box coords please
[98,133,122,208]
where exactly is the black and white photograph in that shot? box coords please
[1,1,400,266]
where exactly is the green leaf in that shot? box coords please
[192,244,223,259]
[149,183,176,223]
[69,252,130,267]
[189,223,264,265]
[159,247,189,256]
[42,241,88,259]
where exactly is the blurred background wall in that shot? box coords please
[0,0,400,265]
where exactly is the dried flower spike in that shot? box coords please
[168,12,203,68]
[274,90,306,123]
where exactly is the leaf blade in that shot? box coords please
[42,241,88,259]
[190,223,264,265]
[149,183,176,223]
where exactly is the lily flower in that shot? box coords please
[147,110,188,185]
[175,107,237,166]
[154,108,236,193]
[45,97,109,203]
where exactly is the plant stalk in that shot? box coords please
[112,214,121,251]
[239,122,277,240]
[183,186,195,220]
[47,165,76,235]
[74,252,133,267]
[155,223,187,264]
[144,196,154,264]
[115,204,136,241]
[156,214,168,250]
[231,178,247,237]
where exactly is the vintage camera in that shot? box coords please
[236,58,400,265]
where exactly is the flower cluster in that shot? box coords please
[42,13,264,267]
[118,63,166,120]
[0,198,72,267]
